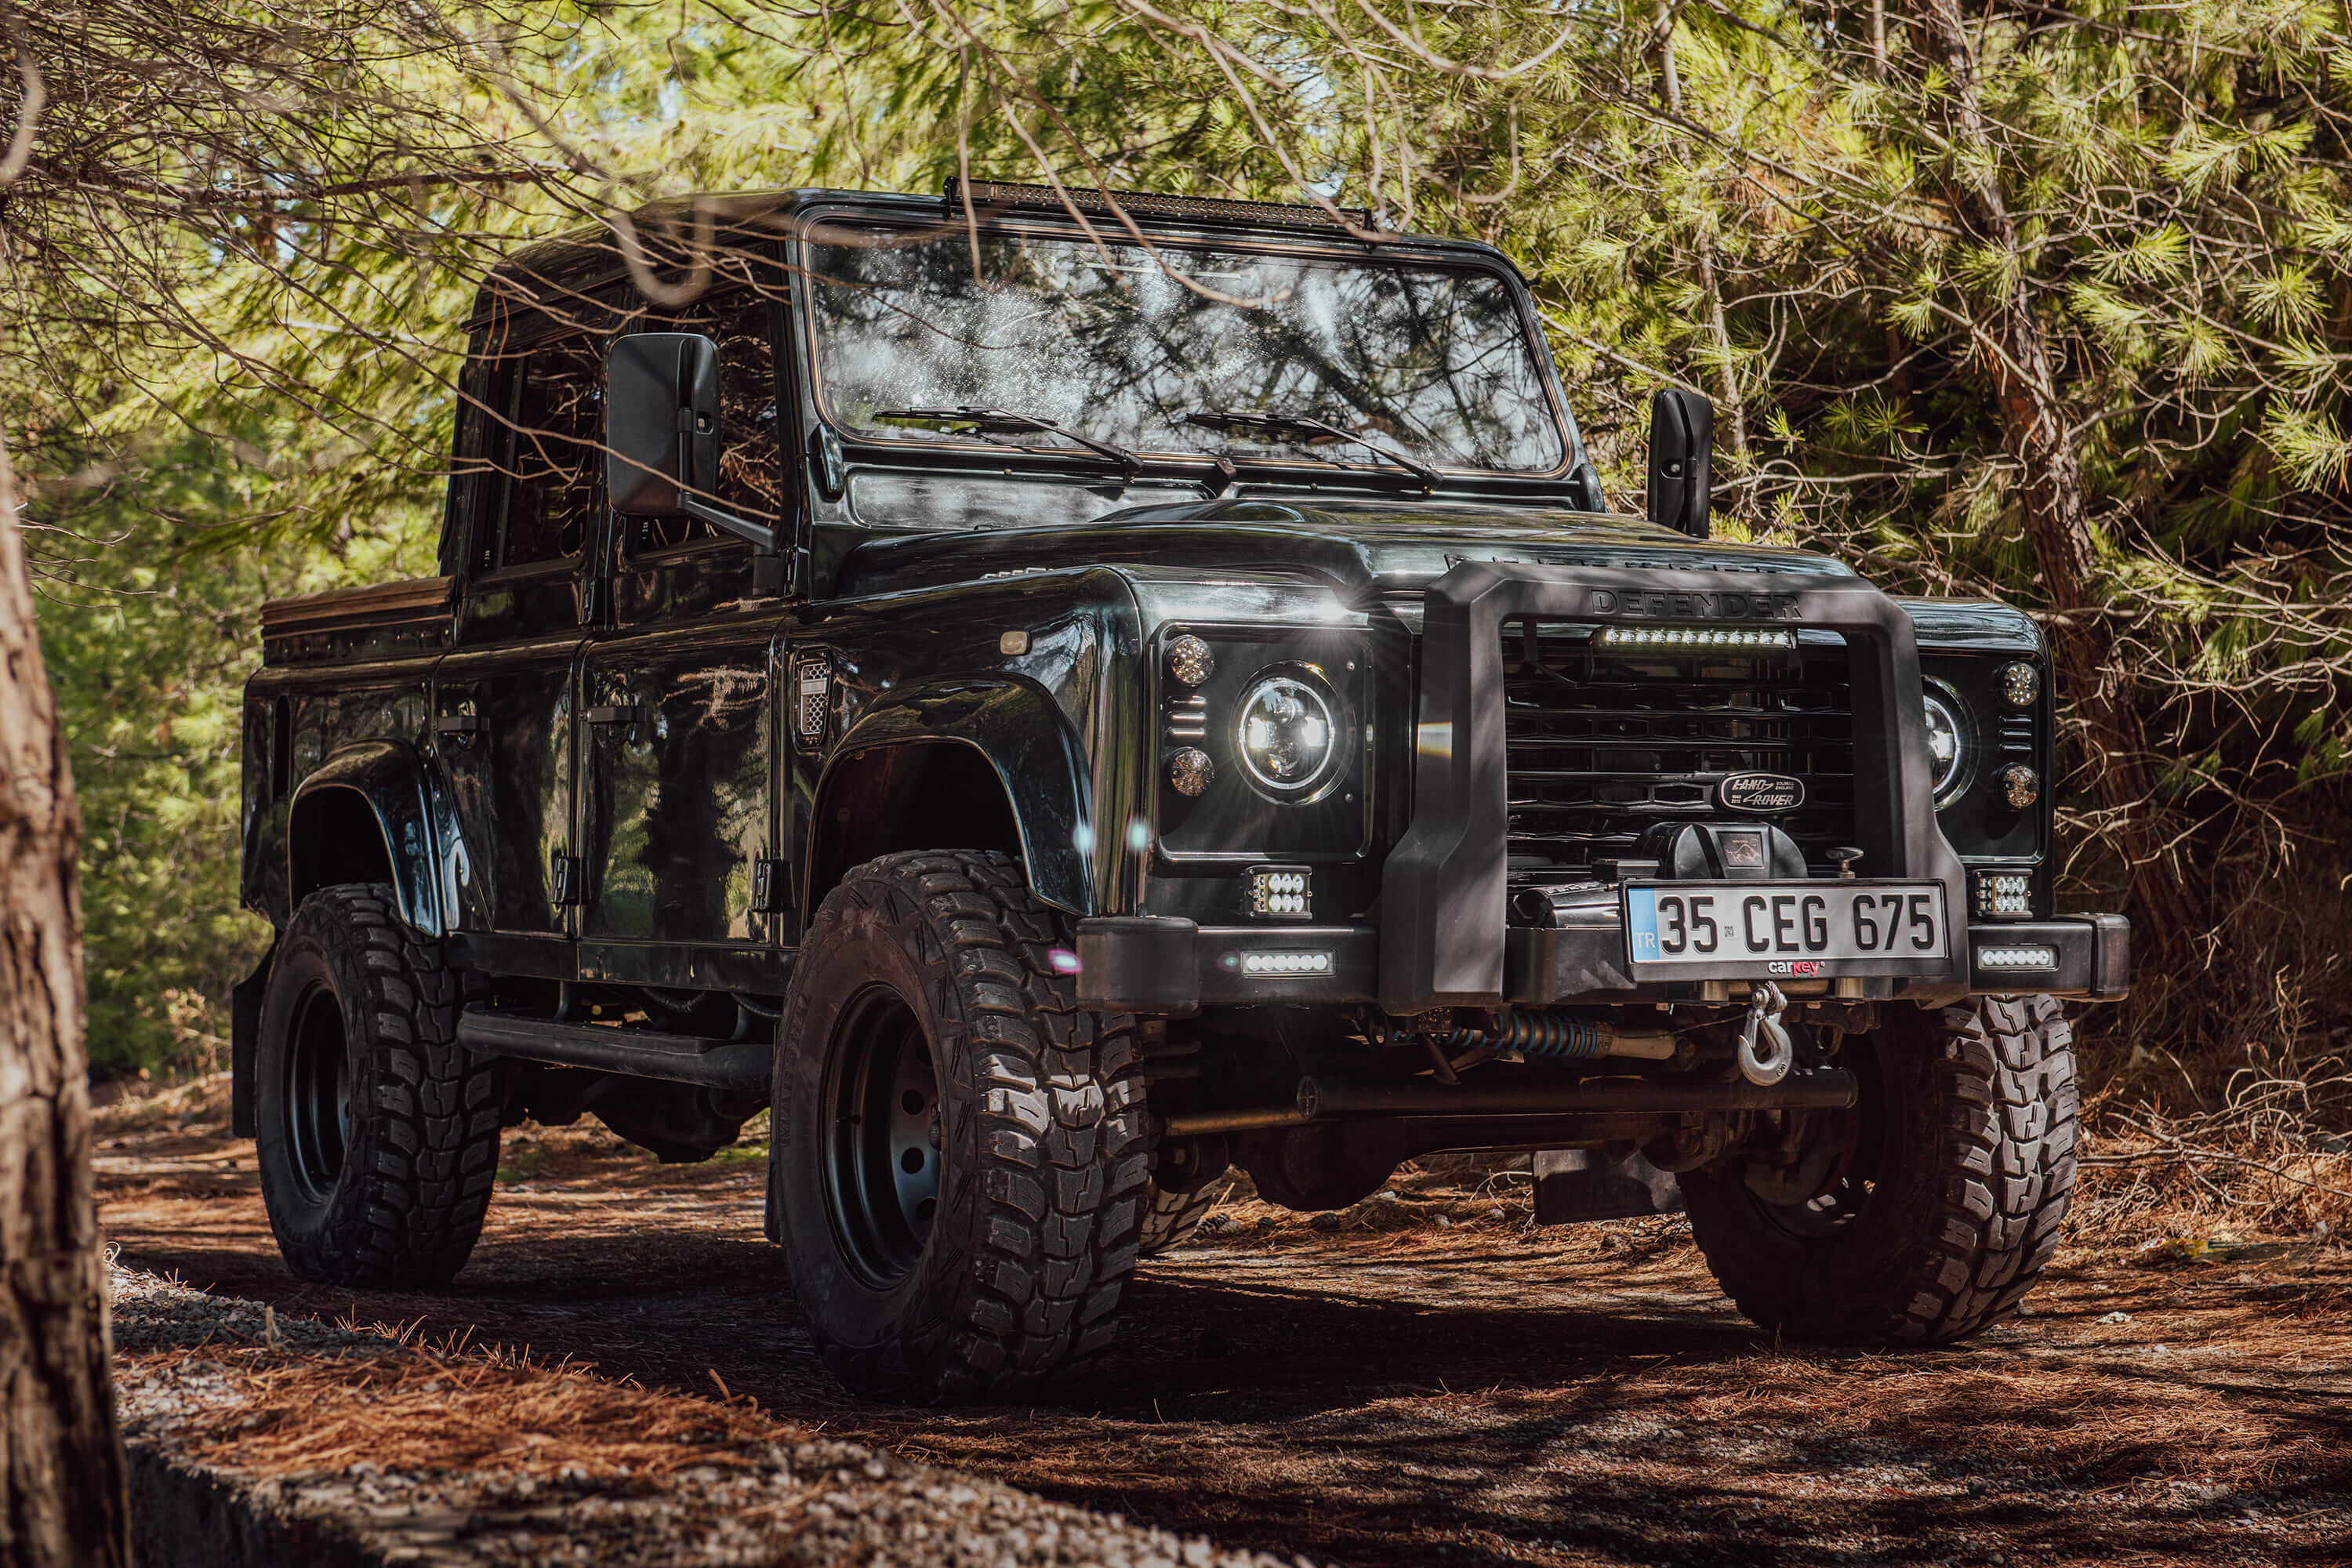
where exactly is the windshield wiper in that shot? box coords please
[1182,409,1440,493]
[872,405,1141,478]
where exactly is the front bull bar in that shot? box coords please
[1376,562,1970,1013]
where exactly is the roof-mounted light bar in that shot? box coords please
[1597,626,1798,650]
[943,179,1371,232]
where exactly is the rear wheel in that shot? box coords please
[254,884,501,1285]
[772,850,1151,1401]
[1680,995,2078,1345]
[1137,1178,1222,1257]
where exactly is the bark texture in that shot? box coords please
[1910,0,2194,957]
[0,435,129,1566]
[1653,2,1748,463]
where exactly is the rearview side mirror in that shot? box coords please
[605,332,778,555]
[1646,387,1714,540]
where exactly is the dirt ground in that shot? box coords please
[97,1083,2352,1567]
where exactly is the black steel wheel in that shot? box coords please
[823,987,944,1286]
[281,983,352,1202]
[1680,996,2078,1345]
[771,850,1150,1403]
[254,884,501,1286]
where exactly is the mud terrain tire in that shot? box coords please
[1681,995,2077,1345]
[255,884,500,1285]
[772,851,1151,1402]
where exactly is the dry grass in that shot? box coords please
[129,1338,788,1482]
[99,1083,2352,1568]
[2071,1066,2352,1248]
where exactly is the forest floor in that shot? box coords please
[96,1077,2352,1567]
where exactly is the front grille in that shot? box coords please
[1501,620,1857,880]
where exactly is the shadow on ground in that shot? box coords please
[100,1112,2352,1566]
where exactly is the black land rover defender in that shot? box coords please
[236,182,2128,1400]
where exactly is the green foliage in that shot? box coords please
[31,427,438,1076]
[19,0,2352,1072]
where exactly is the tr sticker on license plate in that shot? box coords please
[1624,880,1950,975]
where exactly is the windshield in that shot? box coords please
[807,227,1567,475]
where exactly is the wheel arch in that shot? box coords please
[805,681,1094,921]
[286,742,443,936]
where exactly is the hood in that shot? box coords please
[830,496,1856,600]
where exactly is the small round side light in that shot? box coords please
[1167,635,1215,687]
[1167,747,1215,797]
[1997,661,2041,710]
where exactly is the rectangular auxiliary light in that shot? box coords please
[1973,869,2034,920]
[1247,865,1313,921]
[1240,950,1332,976]
[1597,626,1797,651]
[1977,945,2057,971]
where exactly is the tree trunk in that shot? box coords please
[1652,2,1748,463]
[0,432,129,1566]
[1907,0,2195,958]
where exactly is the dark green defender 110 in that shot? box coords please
[236,182,2129,1401]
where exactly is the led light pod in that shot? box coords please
[1598,625,1796,650]
[1240,950,1332,976]
[1247,866,1312,920]
[1973,869,2034,919]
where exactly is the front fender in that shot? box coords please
[824,678,1094,914]
[289,740,444,936]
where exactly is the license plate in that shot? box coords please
[1624,880,1950,978]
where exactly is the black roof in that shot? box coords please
[469,183,1522,329]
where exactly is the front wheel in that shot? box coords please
[771,851,1150,1401]
[254,884,501,1285]
[1680,995,2078,1345]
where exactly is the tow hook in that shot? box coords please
[1737,982,1793,1086]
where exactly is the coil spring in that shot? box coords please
[1492,1012,1609,1058]
[1435,1014,1608,1060]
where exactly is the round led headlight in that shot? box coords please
[1235,673,1338,797]
[1922,688,1972,804]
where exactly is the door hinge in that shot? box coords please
[434,712,487,747]
[750,857,790,914]
[551,852,585,906]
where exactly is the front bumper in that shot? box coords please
[1093,561,2129,1018]
[1075,911,2132,1014]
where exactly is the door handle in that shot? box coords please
[584,704,648,726]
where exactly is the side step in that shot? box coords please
[455,1007,771,1094]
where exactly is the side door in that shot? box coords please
[577,281,793,989]
[432,316,604,950]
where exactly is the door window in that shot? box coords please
[624,287,785,554]
[499,333,604,569]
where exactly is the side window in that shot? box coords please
[632,287,783,552]
[500,333,603,569]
